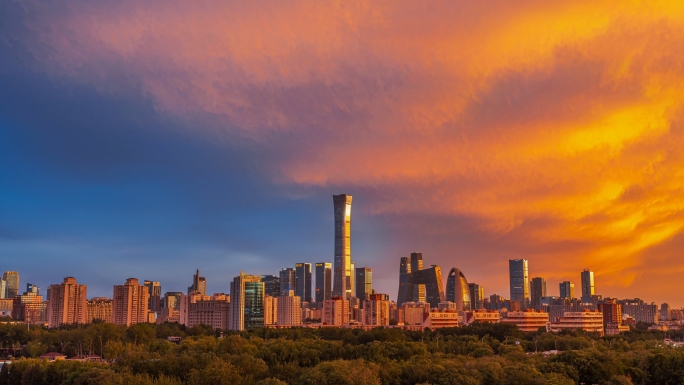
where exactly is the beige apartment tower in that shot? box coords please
[47,277,88,328]
[277,290,302,327]
[113,278,150,326]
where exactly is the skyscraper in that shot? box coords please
[315,263,332,303]
[2,271,19,298]
[144,280,161,312]
[279,268,296,293]
[188,269,206,296]
[355,267,372,304]
[229,271,264,331]
[530,277,547,310]
[396,253,445,308]
[113,278,150,326]
[261,275,281,297]
[295,263,313,303]
[468,283,485,310]
[446,268,471,311]
[581,269,595,298]
[559,281,575,299]
[26,283,40,295]
[509,260,530,308]
[47,277,88,328]
[332,194,353,298]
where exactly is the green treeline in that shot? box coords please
[1,321,684,385]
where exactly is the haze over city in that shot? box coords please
[2,1,684,308]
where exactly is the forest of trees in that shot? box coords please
[1,321,684,385]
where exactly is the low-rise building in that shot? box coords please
[86,297,113,324]
[423,309,460,329]
[547,311,604,336]
[464,310,501,324]
[503,310,549,332]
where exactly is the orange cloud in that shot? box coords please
[16,0,684,304]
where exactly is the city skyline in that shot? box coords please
[3,2,684,307]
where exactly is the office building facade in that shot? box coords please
[332,194,353,298]
[144,281,161,313]
[397,253,445,308]
[295,263,313,303]
[468,283,485,310]
[581,269,595,298]
[315,262,332,303]
[261,275,281,298]
[508,260,529,308]
[229,272,264,331]
[559,281,575,299]
[530,277,547,310]
[2,271,19,298]
[279,268,296,294]
[188,269,206,296]
[355,267,372,304]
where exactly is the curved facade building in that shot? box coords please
[446,268,471,311]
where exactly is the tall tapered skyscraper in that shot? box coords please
[333,194,353,298]
[509,259,530,308]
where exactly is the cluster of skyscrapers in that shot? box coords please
[1,194,679,335]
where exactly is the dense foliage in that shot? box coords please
[1,321,684,384]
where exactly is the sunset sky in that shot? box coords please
[1,1,684,306]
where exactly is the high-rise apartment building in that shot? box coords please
[322,297,350,326]
[355,267,372,304]
[0,280,5,299]
[581,269,595,298]
[144,281,161,313]
[261,275,281,298]
[295,263,313,303]
[397,253,445,308]
[530,277,547,310]
[229,272,264,331]
[113,278,150,326]
[277,289,302,326]
[363,294,390,326]
[597,298,623,329]
[315,263,332,303]
[12,288,47,325]
[279,268,296,294]
[446,268,471,311]
[264,295,278,325]
[188,269,206,296]
[559,281,575,299]
[180,292,210,326]
[468,283,485,310]
[508,260,529,308]
[332,194,353,299]
[47,277,88,328]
